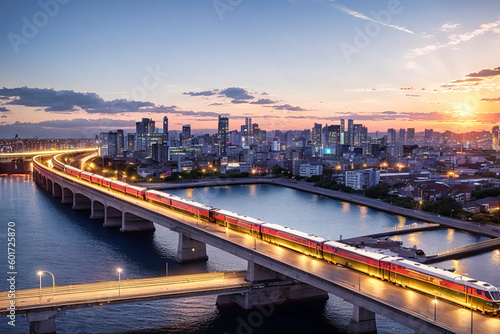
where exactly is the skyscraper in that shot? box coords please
[399,128,406,144]
[312,123,322,147]
[340,119,345,144]
[347,119,354,146]
[217,115,229,156]
[407,128,415,143]
[493,125,499,151]
[163,116,168,138]
[135,118,155,151]
[387,128,397,143]
[181,125,191,144]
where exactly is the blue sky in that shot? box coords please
[1,0,500,138]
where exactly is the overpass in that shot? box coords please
[1,271,250,333]
[32,153,500,334]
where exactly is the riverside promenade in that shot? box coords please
[138,177,500,239]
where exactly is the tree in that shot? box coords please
[364,184,390,199]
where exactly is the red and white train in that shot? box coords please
[49,155,500,316]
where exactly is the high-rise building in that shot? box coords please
[424,129,433,145]
[180,125,191,144]
[163,116,168,137]
[352,124,363,147]
[326,125,341,146]
[407,128,415,143]
[340,119,345,144]
[493,125,500,151]
[347,119,354,146]
[217,115,229,156]
[312,123,322,147]
[244,117,252,135]
[135,118,156,151]
[399,128,406,144]
[387,128,397,143]
[99,129,124,157]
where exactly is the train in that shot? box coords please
[50,155,500,316]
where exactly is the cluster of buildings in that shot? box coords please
[97,116,500,190]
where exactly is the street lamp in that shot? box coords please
[37,270,55,300]
[117,267,123,296]
[433,296,437,322]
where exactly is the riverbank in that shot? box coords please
[137,177,500,238]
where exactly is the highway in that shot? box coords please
[34,157,500,333]
[0,271,249,314]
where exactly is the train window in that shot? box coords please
[485,291,492,300]
[475,289,482,296]
[490,291,500,301]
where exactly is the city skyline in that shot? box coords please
[1,1,500,138]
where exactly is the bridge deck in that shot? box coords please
[424,237,500,263]
[0,271,249,315]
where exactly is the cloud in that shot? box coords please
[183,90,217,97]
[451,78,484,83]
[1,115,7,118]
[329,3,414,34]
[0,87,155,114]
[405,94,421,97]
[250,99,275,105]
[0,107,10,112]
[231,99,249,104]
[219,87,255,100]
[467,67,500,78]
[273,104,308,111]
[406,19,500,58]
[436,22,460,32]
[480,97,500,102]
[208,102,224,106]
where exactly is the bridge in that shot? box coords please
[31,153,500,334]
[424,237,500,263]
[1,271,249,333]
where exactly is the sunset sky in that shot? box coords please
[1,0,499,138]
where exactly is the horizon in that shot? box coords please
[1,1,499,138]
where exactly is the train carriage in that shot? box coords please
[386,258,500,315]
[170,196,212,220]
[210,209,264,237]
[90,174,104,186]
[110,180,128,193]
[101,178,112,188]
[65,166,80,178]
[80,171,92,182]
[323,241,390,279]
[125,185,146,199]
[261,223,326,259]
[145,190,172,207]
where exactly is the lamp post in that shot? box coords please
[37,270,55,300]
[117,267,123,296]
[433,296,437,322]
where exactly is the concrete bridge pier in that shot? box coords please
[176,233,208,263]
[103,206,122,228]
[72,193,91,210]
[216,262,329,310]
[61,188,73,204]
[45,178,52,193]
[90,201,105,220]
[121,212,155,232]
[27,309,64,334]
[52,183,62,198]
[348,306,377,334]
